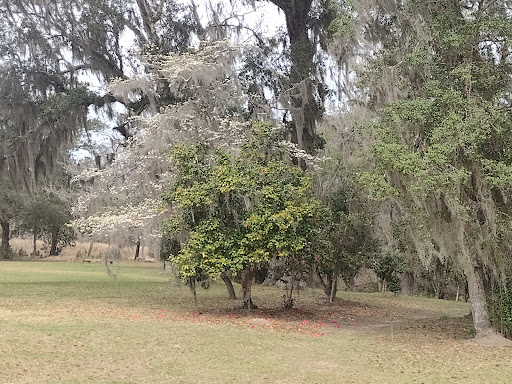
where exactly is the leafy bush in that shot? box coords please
[490,278,512,338]
[18,193,75,256]
[162,123,328,306]
[372,251,406,293]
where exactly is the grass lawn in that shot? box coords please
[1,261,511,383]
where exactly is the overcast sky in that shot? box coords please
[192,0,285,39]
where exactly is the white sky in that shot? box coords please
[192,0,285,39]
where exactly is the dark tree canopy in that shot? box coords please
[360,0,512,336]
[0,0,198,186]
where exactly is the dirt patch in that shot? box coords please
[467,332,512,347]
[247,318,271,326]
[179,295,476,343]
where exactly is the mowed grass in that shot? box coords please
[1,261,511,384]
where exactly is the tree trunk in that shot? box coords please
[343,275,356,291]
[33,229,37,256]
[433,280,441,299]
[87,241,94,258]
[316,269,334,297]
[329,266,338,304]
[283,275,296,308]
[241,267,257,310]
[270,0,318,155]
[465,264,493,335]
[220,272,237,300]
[189,279,198,307]
[1,221,10,256]
[401,271,415,295]
[49,227,58,256]
[134,238,141,260]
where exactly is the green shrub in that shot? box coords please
[490,277,512,338]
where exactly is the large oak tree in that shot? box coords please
[360,0,512,337]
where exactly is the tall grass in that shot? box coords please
[10,237,141,261]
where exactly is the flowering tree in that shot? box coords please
[72,40,253,252]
